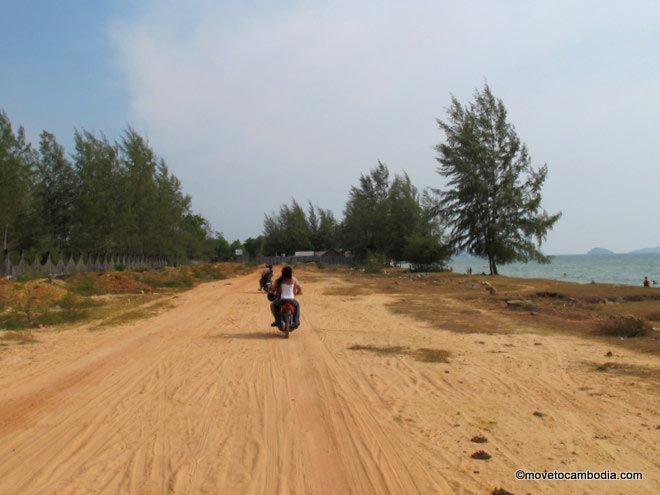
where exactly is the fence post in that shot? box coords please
[43,254,53,276]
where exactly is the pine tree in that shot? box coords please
[69,130,125,254]
[33,131,75,252]
[307,202,321,251]
[434,83,561,274]
[316,208,338,250]
[342,161,390,259]
[0,111,35,253]
[386,172,421,263]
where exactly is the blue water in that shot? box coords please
[448,253,660,287]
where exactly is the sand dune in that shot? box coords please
[0,271,657,494]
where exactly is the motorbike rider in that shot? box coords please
[259,264,273,291]
[270,266,302,328]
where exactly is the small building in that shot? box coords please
[315,248,344,259]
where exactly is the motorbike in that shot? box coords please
[259,275,272,292]
[278,301,297,339]
[266,291,298,339]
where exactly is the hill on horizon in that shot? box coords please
[587,247,614,255]
[629,246,660,254]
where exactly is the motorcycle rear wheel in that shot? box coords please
[283,313,291,339]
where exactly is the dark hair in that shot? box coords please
[276,266,293,287]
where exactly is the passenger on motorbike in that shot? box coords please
[270,266,302,328]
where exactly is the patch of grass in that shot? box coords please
[595,316,651,338]
[645,311,660,322]
[37,309,90,326]
[96,299,173,328]
[59,292,100,310]
[348,344,450,363]
[592,361,660,383]
[0,307,90,330]
[67,272,99,296]
[191,263,224,281]
[324,284,372,296]
[160,276,194,288]
[0,330,37,345]
[413,348,450,363]
[471,435,488,443]
[348,344,408,355]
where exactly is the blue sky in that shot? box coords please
[2,1,660,254]
[1,1,129,146]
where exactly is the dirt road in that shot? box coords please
[0,271,657,494]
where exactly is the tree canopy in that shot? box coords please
[262,162,450,269]
[0,110,224,261]
[433,83,561,274]
[263,200,338,256]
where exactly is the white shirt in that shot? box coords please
[278,276,301,299]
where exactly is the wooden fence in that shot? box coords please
[259,255,353,266]
[1,253,170,279]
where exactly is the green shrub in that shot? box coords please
[68,273,99,296]
[403,234,451,272]
[364,253,384,274]
[191,264,223,280]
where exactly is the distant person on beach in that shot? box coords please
[643,276,650,287]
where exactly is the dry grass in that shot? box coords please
[0,331,37,346]
[0,263,246,332]
[592,361,660,384]
[348,344,407,355]
[644,311,660,322]
[348,344,450,363]
[300,268,660,355]
[95,299,175,328]
[413,348,451,363]
[595,316,651,338]
[324,284,372,297]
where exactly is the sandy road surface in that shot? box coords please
[0,271,658,494]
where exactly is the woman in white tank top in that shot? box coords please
[270,266,303,328]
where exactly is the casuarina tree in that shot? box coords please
[434,83,561,275]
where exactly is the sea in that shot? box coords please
[447,253,660,287]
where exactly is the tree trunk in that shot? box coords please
[2,224,7,253]
[487,253,499,275]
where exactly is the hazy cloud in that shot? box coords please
[112,0,660,253]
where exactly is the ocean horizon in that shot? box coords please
[448,252,660,287]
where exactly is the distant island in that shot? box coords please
[629,246,660,254]
[586,246,660,255]
[587,247,614,255]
